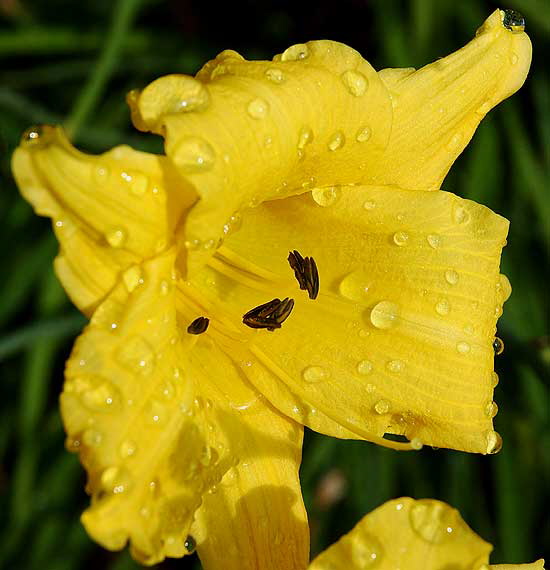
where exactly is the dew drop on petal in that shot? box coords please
[409,501,457,544]
[370,301,400,329]
[411,437,423,450]
[493,337,504,355]
[311,186,341,207]
[426,234,441,249]
[281,43,309,61]
[297,126,314,149]
[435,299,450,316]
[356,126,372,142]
[510,52,519,64]
[172,136,216,173]
[265,67,285,83]
[485,430,503,454]
[116,336,156,375]
[446,132,463,151]
[484,400,498,418]
[357,360,373,375]
[476,100,492,115]
[374,399,391,414]
[105,227,127,248]
[94,165,110,184]
[82,429,103,447]
[386,360,404,373]
[119,439,138,458]
[350,534,384,566]
[393,231,409,246]
[456,341,471,354]
[445,269,459,285]
[491,371,499,387]
[247,98,269,119]
[302,365,331,383]
[452,204,471,224]
[341,70,368,96]
[363,200,376,210]
[123,265,142,293]
[21,125,51,147]
[327,131,345,151]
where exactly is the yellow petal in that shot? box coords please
[188,185,509,453]
[127,10,529,275]
[308,498,492,569]
[62,249,231,565]
[11,126,192,314]
[187,338,308,570]
[490,562,546,570]
[375,9,531,190]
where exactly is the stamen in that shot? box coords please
[187,316,210,334]
[288,250,319,299]
[242,297,295,331]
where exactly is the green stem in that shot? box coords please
[65,0,144,138]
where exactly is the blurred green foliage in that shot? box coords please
[0,1,548,569]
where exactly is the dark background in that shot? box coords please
[0,0,548,568]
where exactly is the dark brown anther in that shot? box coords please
[288,250,319,299]
[187,316,210,335]
[242,297,295,331]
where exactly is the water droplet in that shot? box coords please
[101,466,131,494]
[297,126,313,149]
[493,337,504,355]
[446,132,463,151]
[123,171,148,196]
[105,227,127,248]
[363,200,376,210]
[247,98,269,119]
[82,429,103,447]
[435,299,450,316]
[147,399,166,425]
[494,305,503,318]
[491,371,499,387]
[21,125,51,147]
[341,70,368,96]
[374,399,391,414]
[172,136,216,173]
[93,165,110,184]
[426,234,441,249]
[366,383,376,393]
[502,9,525,32]
[510,52,519,64]
[445,269,459,285]
[184,535,197,553]
[123,265,142,292]
[409,501,457,543]
[163,76,210,112]
[370,300,400,329]
[265,67,285,83]
[82,382,120,412]
[302,365,331,383]
[456,341,471,354]
[350,533,384,566]
[484,400,498,418]
[357,360,373,375]
[280,43,309,61]
[159,279,171,296]
[485,430,503,454]
[356,126,372,142]
[498,274,512,302]
[223,211,243,236]
[312,186,341,207]
[452,204,470,224]
[411,437,423,450]
[386,360,404,373]
[116,336,156,375]
[119,439,137,458]
[184,238,202,250]
[327,131,345,151]
[393,231,409,246]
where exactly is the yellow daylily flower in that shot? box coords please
[309,498,545,570]
[11,8,530,568]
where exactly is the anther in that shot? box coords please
[288,250,319,299]
[187,316,209,334]
[242,297,295,331]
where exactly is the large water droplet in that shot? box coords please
[338,271,371,302]
[435,299,450,316]
[105,227,127,248]
[312,186,341,207]
[265,67,285,83]
[21,125,53,147]
[356,126,372,142]
[341,70,368,96]
[411,437,423,450]
[302,365,331,383]
[327,131,345,151]
[247,98,269,119]
[485,430,503,454]
[281,43,309,61]
[393,231,409,246]
[357,360,373,375]
[409,500,457,543]
[493,337,504,355]
[374,399,391,414]
[123,265,142,293]
[445,269,459,285]
[370,301,400,329]
[116,336,156,375]
[491,371,499,387]
[426,234,441,249]
[502,9,525,32]
[484,400,498,418]
[172,136,216,173]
